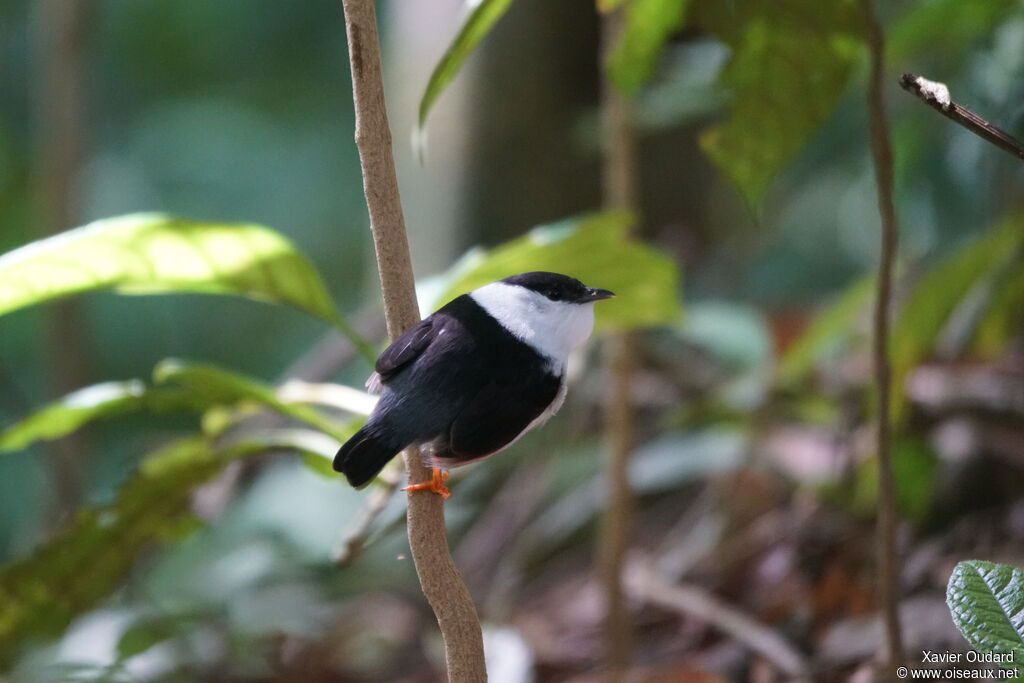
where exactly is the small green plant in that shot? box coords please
[947,560,1024,670]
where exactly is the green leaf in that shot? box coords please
[0,431,337,668]
[292,420,364,478]
[430,211,682,331]
[691,0,863,205]
[607,0,690,95]
[0,381,209,454]
[888,0,1018,64]
[153,360,352,442]
[777,275,874,384]
[0,361,369,456]
[947,560,1024,669]
[891,439,938,523]
[0,436,219,667]
[116,614,190,661]
[418,0,515,131]
[848,438,938,523]
[973,266,1024,358]
[892,217,1024,422]
[0,213,373,362]
[849,438,928,520]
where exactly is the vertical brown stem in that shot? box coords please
[32,0,94,521]
[598,7,638,677]
[338,1,486,680]
[861,0,905,670]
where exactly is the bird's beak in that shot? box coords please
[584,287,616,302]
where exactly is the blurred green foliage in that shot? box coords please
[606,0,689,95]
[430,211,682,331]
[417,0,515,132]
[849,437,938,524]
[891,214,1024,421]
[152,360,354,441]
[777,275,874,385]
[0,433,337,668]
[0,214,355,338]
[0,353,363,665]
[0,381,205,454]
[692,0,865,206]
[887,0,1019,63]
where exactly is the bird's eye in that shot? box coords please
[547,289,562,301]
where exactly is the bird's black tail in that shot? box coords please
[333,424,405,488]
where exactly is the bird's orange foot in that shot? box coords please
[403,468,451,499]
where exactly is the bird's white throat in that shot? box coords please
[470,281,595,371]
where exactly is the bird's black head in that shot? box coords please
[501,271,615,304]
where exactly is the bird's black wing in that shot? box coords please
[374,317,437,382]
[445,371,561,462]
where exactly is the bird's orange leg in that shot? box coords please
[403,468,451,499]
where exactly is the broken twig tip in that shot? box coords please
[900,73,952,111]
[899,71,1024,161]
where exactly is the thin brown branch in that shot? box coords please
[626,561,810,680]
[339,1,486,680]
[601,16,638,211]
[598,7,639,677]
[861,0,904,670]
[899,73,1024,162]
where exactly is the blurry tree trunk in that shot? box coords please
[384,0,470,274]
[32,0,94,523]
[465,0,601,244]
[597,7,638,678]
[338,0,487,680]
[861,0,905,671]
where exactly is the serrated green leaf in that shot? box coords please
[692,0,863,205]
[607,0,690,95]
[892,217,1024,422]
[418,0,515,131]
[431,211,681,331]
[0,213,373,362]
[153,360,350,442]
[947,560,1024,669]
[0,431,338,667]
[777,275,874,384]
[0,381,209,454]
